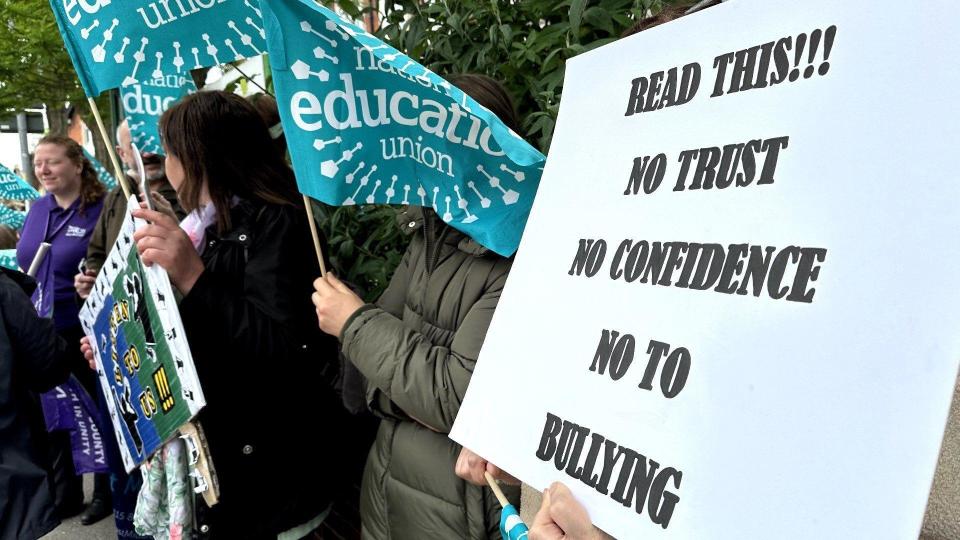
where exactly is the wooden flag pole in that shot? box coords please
[87,97,132,200]
[485,472,510,508]
[302,194,328,276]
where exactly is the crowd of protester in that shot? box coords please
[1,2,957,539]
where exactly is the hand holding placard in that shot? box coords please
[451,3,960,538]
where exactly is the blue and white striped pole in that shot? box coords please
[485,472,530,540]
[499,504,530,540]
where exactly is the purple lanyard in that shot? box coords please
[42,204,78,243]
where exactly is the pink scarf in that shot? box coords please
[179,203,218,254]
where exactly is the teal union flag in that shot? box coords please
[0,205,26,230]
[261,0,546,257]
[121,78,197,155]
[0,249,18,270]
[49,0,267,96]
[0,163,39,201]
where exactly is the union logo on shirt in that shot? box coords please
[65,225,88,238]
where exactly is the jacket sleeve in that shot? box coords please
[340,267,507,433]
[373,237,415,318]
[179,208,313,367]
[84,188,115,274]
[2,283,70,393]
[338,237,416,420]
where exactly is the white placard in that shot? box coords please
[451,1,960,538]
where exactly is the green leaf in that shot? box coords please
[540,48,566,72]
[583,6,616,35]
[448,13,462,34]
[569,0,588,36]
[499,24,513,46]
[340,239,355,259]
[336,0,362,19]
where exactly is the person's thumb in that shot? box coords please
[531,485,554,528]
[326,272,352,294]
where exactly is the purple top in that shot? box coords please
[17,194,104,330]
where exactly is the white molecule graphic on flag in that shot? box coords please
[92,19,119,63]
[289,14,531,226]
[320,143,362,179]
[291,60,329,82]
[69,0,266,90]
[258,0,545,256]
[355,165,377,188]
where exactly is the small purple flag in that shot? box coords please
[40,375,109,474]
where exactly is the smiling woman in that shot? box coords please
[15,135,107,520]
[34,142,83,207]
[32,136,107,211]
[18,135,106,329]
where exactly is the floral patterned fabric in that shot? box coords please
[133,438,193,540]
[132,203,223,539]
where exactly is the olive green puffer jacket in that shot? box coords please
[341,207,519,539]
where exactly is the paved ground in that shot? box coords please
[42,474,117,540]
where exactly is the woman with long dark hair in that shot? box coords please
[127,90,349,538]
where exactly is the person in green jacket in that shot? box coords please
[312,74,524,539]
